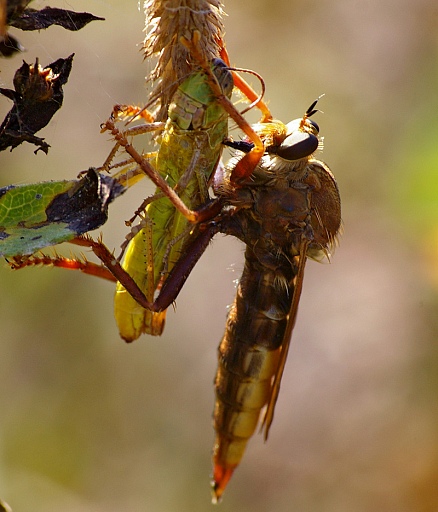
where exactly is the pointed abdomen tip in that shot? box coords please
[211,464,236,504]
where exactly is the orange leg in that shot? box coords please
[111,104,155,123]
[9,236,158,312]
[9,224,218,317]
[101,118,223,224]
[8,252,117,282]
[218,46,272,123]
[8,239,157,313]
[99,105,164,174]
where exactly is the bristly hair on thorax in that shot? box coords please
[143,0,226,120]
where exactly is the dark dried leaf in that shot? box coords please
[0,4,103,58]
[45,168,125,235]
[0,53,74,153]
[10,7,104,31]
[4,0,31,21]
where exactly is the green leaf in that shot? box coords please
[0,168,125,257]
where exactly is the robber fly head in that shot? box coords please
[273,97,323,161]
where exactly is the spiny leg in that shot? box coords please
[111,104,156,123]
[77,226,217,317]
[101,118,221,224]
[118,140,207,261]
[8,234,163,316]
[99,106,165,174]
[69,235,157,312]
[158,225,192,285]
[118,192,164,259]
[8,252,117,282]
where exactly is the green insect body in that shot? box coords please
[114,60,233,341]
[0,169,123,257]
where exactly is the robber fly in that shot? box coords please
[8,37,340,502]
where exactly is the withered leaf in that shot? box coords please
[1,3,104,57]
[10,7,104,32]
[0,54,74,153]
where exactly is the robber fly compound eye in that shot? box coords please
[273,112,320,161]
[274,130,319,161]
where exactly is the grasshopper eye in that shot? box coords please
[274,130,319,161]
[212,58,234,97]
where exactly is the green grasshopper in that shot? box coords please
[109,33,270,341]
[112,57,234,340]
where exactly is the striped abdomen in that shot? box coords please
[212,245,297,495]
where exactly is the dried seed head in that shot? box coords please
[143,0,226,119]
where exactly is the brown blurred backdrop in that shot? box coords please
[1,1,438,510]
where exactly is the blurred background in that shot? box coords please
[1,0,438,510]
